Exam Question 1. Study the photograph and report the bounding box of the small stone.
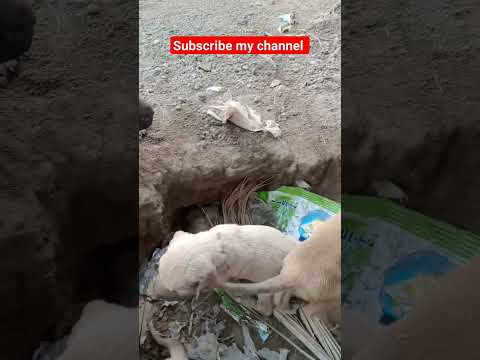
[270,79,281,88]
[175,105,182,111]
[206,86,222,92]
[198,93,207,103]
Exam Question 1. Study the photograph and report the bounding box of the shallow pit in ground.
[140,178,334,360]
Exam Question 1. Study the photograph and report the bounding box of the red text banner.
[170,36,310,55]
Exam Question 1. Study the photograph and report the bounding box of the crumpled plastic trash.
[219,344,252,360]
[278,13,296,33]
[207,100,281,138]
[258,348,290,360]
[139,247,166,295]
[186,333,219,360]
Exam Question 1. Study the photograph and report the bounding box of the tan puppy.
[151,224,298,315]
[224,213,341,326]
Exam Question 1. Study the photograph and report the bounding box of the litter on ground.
[207,100,281,138]
[140,180,342,360]
[278,13,296,33]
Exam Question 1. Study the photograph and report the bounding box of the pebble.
[270,79,281,88]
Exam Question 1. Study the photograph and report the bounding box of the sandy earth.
[139,0,340,187]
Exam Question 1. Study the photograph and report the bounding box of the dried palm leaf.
[221,177,271,225]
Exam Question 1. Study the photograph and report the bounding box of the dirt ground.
[139,0,340,181]
[138,0,341,261]
[1,0,139,357]
[139,0,341,359]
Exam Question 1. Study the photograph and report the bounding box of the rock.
[198,92,208,103]
[206,86,223,92]
[270,79,281,88]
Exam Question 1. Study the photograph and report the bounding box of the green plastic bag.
[342,195,480,324]
[258,186,340,241]
[257,187,480,325]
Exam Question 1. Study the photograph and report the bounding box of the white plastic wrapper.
[207,100,281,138]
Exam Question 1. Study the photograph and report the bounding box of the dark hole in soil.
[75,237,138,307]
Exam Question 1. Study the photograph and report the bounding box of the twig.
[198,205,215,228]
